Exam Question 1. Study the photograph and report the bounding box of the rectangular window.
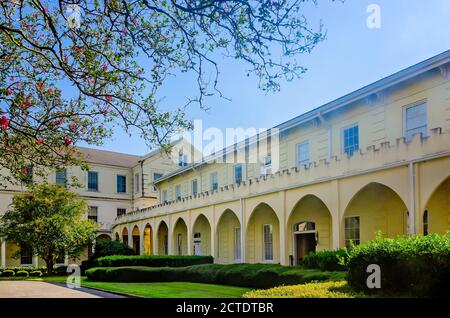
[263,224,273,261]
[192,179,198,196]
[344,216,360,248]
[56,168,67,187]
[87,171,98,191]
[20,244,33,265]
[117,208,126,217]
[175,185,181,200]
[162,190,168,203]
[234,227,241,261]
[88,206,98,223]
[405,101,427,142]
[261,155,272,175]
[210,172,218,191]
[134,173,140,193]
[117,175,127,193]
[296,142,310,167]
[177,233,183,256]
[234,164,243,184]
[343,125,359,156]
[178,153,188,167]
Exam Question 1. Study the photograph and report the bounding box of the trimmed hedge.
[15,270,29,277]
[86,263,345,289]
[93,255,214,268]
[29,270,43,277]
[1,270,15,277]
[347,233,450,297]
[302,249,349,271]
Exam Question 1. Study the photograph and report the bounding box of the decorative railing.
[113,127,450,225]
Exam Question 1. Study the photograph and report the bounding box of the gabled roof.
[78,147,143,168]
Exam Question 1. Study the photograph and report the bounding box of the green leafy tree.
[0,0,326,185]
[0,184,98,275]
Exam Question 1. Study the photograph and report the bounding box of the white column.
[127,225,133,248]
[187,212,192,255]
[140,231,145,255]
[33,255,39,268]
[1,240,6,268]
[279,191,287,265]
[409,163,416,235]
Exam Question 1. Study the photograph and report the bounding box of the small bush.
[243,281,361,298]
[86,263,346,289]
[53,265,68,276]
[15,270,29,277]
[29,271,43,277]
[1,270,15,277]
[91,239,135,259]
[347,233,450,297]
[94,255,214,268]
[302,249,349,271]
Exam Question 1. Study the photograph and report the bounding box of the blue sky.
[88,0,450,155]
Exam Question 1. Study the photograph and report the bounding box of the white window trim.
[344,215,361,247]
[262,224,274,263]
[403,100,428,141]
[210,172,218,191]
[341,123,359,155]
[87,171,99,192]
[191,179,198,196]
[296,141,310,167]
[175,184,181,200]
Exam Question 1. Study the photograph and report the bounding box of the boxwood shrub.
[29,270,43,277]
[302,249,349,271]
[15,270,29,277]
[1,270,15,277]
[347,233,450,297]
[86,263,345,289]
[94,255,214,268]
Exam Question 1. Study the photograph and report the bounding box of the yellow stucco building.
[1,50,449,268]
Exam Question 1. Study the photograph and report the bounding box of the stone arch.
[246,203,280,263]
[114,232,120,241]
[216,209,242,264]
[287,194,333,264]
[421,175,450,235]
[156,220,169,255]
[143,223,153,255]
[173,218,188,255]
[192,214,212,256]
[132,225,140,254]
[342,182,408,247]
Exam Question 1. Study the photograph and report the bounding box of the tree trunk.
[45,258,54,276]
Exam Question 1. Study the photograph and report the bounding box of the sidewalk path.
[0,281,126,298]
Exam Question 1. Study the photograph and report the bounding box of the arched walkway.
[114,232,120,241]
[246,203,280,263]
[157,221,169,255]
[121,227,128,246]
[132,225,140,254]
[342,182,408,247]
[143,224,153,255]
[216,209,241,264]
[422,175,450,235]
[173,218,188,255]
[288,195,332,264]
[192,214,211,256]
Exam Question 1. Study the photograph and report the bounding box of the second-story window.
[405,101,427,142]
[56,168,67,187]
[192,179,198,196]
[162,190,168,203]
[117,175,127,193]
[261,155,272,176]
[234,164,243,184]
[296,142,310,167]
[117,208,126,217]
[210,172,218,191]
[175,185,181,200]
[88,206,98,223]
[87,171,98,191]
[134,173,140,193]
[343,124,359,156]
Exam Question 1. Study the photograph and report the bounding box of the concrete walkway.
[0,281,126,298]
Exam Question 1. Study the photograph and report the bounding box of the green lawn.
[42,276,250,298]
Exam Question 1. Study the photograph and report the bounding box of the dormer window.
[178,152,188,167]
